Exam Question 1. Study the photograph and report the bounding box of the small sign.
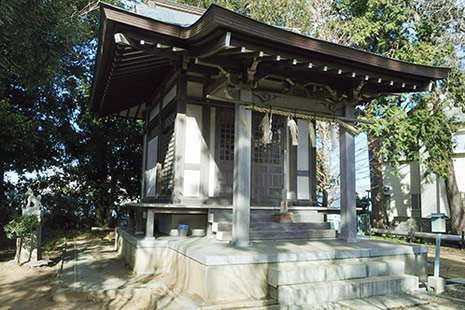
[431,213,447,233]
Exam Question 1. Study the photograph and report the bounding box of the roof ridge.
[149,0,205,16]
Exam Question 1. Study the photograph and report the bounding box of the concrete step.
[212,222,331,233]
[292,213,325,223]
[268,261,405,287]
[216,229,336,241]
[270,275,418,306]
[209,212,325,223]
[199,298,279,309]
[251,229,336,240]
[209,213,275,223]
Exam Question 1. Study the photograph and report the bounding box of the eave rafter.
[90,3,448,118]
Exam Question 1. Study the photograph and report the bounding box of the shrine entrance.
[251,112,285,205]
[214,109,286,205]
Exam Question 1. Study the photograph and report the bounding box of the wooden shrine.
[89,0,449,247]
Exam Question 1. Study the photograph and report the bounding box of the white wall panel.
[145,136,158,197]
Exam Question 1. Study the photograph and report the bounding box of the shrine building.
[89,1,449,306]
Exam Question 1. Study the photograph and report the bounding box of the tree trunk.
[444,160,465,234]
[15,237,22,264]
[368,135,390,228]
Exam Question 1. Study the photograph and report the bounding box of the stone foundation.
[115,227,428,303]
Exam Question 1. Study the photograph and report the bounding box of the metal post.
[434,233,441,277]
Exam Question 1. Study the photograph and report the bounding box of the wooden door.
[251,112,285,204]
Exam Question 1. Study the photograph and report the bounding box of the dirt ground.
[427,244,465,279]
[2,240,465,309]
[0,248,62,310]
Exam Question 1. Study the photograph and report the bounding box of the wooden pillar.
[128,207,135,231]
[289,143,298,202]
[200,104,211,201]
[135,208,144,235]
[173,101,186,203]
[145,209,155,239]
[339,106,359,243]
[309,120,318,205]
[141,132,147,200]
[297,119,310,201]
[231,90,252,247]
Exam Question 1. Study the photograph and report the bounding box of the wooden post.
[135,209,144,235]
[173,101,186,203]
[309,120,318,205]
[297,119,310,201]
[128,207,135,231]
[231,90,252,247]
[200,104,211,201]
[145,209,155,239]
[339,106,359,243]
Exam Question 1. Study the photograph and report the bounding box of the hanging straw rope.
[288,118,299,146]
[243,105,361,136]
[308,121,316,148]
[338,119,361,135]
[259,113,272,144]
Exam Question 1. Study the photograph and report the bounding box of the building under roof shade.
[90,1,450,306]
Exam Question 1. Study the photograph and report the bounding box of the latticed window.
[160,109,176,195]
[252,114,284,165]
[217,110,235,161]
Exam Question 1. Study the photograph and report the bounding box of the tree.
[316,122,340,206]
[342,0,465,232]
[0,0,142,234]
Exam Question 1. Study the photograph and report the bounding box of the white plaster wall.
[297,119,310,200]
[208,107,218,197]
[184,104,203,197]
[383,163,412,221]
[453,156,465,193]
[145,136,158,197]
[420,170,450,218]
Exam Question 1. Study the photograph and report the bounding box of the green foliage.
[4,215,40,240]
[0,0,141,231]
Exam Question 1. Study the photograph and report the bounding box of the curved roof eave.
[100,2,450,80]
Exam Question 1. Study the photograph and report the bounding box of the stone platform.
[115,227,428,307]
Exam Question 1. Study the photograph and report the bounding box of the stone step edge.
[216,230,336,241]
[267,260,405,287]
[212,222,331,233]
[199,298,278,310]
[208,214,324,223]
[271,275,419,306]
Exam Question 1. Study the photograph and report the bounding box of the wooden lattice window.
[218,110,235,161]
[149,120,160,139]
[160,109,176,196]
[252,114,284,164]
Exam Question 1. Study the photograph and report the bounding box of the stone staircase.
[267,260,419,307]
[208,208,336,241]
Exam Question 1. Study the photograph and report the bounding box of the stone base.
[427,276,445,294]
[115,227,428,304]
